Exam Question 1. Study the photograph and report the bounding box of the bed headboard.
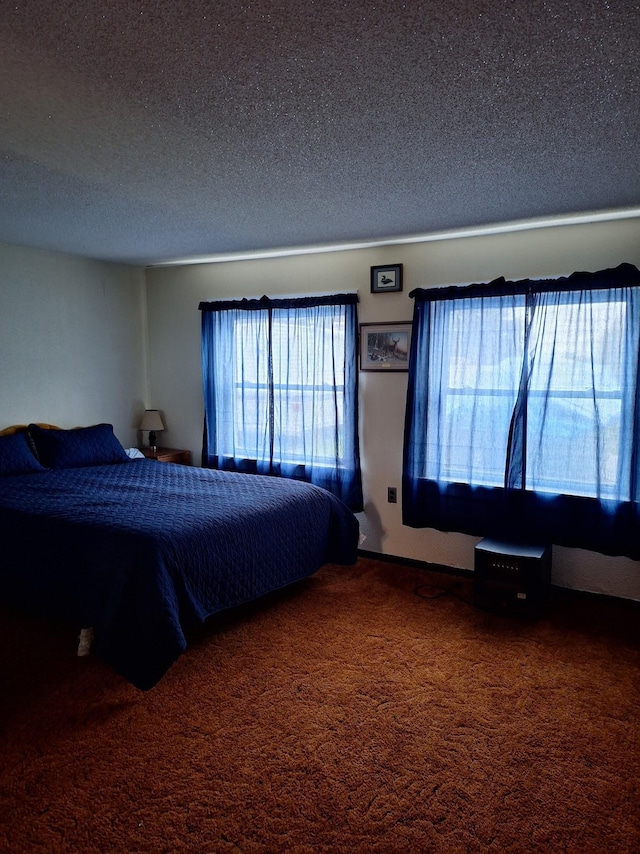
[0,423,60,437]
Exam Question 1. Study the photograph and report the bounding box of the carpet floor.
[1,557,639,853]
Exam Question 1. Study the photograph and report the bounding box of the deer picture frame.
[359,322,412,371]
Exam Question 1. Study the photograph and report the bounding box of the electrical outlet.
[387,486,397,503]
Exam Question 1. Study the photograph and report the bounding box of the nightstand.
[140,447,192,465]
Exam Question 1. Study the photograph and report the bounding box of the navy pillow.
[29,423,130,469]
[0,431,46,476]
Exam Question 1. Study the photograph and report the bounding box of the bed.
[0,423,359,689]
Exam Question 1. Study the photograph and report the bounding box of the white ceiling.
[1,0,639,267]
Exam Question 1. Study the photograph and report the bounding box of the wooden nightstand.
[140,447,192,465]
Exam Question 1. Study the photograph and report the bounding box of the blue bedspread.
[0,460,359,688]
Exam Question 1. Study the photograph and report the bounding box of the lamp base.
[149,430,157,451]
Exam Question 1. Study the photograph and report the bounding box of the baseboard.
[357,548,640,610]
[357,548,472,580]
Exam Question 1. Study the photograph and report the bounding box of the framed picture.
[360,322,412,371]
[371,264,403,294]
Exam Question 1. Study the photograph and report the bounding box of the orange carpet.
[1,557,639,852]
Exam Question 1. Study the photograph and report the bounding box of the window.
[403,264,640,559]
[200,294,363,511]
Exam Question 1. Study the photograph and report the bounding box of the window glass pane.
[526,292,626,499]
[230,312,269,458]
[425,297,525,486]
[227,307,348,465]
[201,296,362,509]
[420,291,630,497]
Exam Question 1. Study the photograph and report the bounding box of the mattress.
[0,460,359,688]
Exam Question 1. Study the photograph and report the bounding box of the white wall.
[0,242,147,446]
[146,218,640,600]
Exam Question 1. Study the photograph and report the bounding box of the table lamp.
[140,409,165,452]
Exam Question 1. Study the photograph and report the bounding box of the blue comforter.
[0,460,359,688]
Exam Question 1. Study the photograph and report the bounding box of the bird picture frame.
[370,264,403,293]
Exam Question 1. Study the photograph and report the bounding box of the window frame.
[402,263,640,560]
[200,293,363,511]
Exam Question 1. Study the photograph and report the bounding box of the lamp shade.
[139,409,165,432]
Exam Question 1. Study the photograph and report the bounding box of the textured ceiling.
[1,0,639,266]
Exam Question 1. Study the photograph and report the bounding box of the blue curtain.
[200,294,363,511]
[403,263,640,559]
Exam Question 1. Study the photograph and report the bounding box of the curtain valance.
[409,262,639,303]
[199,293,358,312]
